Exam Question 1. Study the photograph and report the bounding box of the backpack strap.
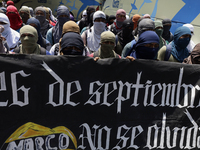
[164,44,172,61]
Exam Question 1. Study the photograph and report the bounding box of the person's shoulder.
[47,27,53,33]
[40,46,48,55]
[125,41,133,49]
[157,45,167,61]
[79,18,87,24]
[11,28,20,35]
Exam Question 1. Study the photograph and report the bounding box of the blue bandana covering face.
[53,5,70,44]
[171,26,191,62]
[136,46,159,59]
[133,30,160,59]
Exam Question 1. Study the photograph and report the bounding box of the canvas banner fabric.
[0,54,200,150]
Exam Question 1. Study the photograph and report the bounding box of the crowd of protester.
[0,0,199,64]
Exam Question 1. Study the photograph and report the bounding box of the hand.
[126,56,135,61]
[94,57,100,61]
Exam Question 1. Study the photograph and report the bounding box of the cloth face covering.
[134,31,159,59]
[60,32,84,55]
[6,5,23,30]
[0,13,20,49]
[171,26,191,62]
[116,9,126,28]
[99,31,115,58]
[53,5,70,44]
[20,25,40,54]
[26,17,45,47]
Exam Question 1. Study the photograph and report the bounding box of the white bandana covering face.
[87,11,107,52]
[0,13,20,49]
[183,23,195,52]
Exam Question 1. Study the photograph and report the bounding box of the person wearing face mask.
[19,6,31,24]
[162,19,173,44]
[183,43,200,64]
[46,5,70,46]
[77,10,87,25]
[28,7,34,17]
[79,6,95,32]
[49,20,85,55]
[81,10,107,53]
[47,7,57,26]
[127,31,159,60]
[107,15,116,26]
[6,5,23,32]
[89,31,120,59]
[154,20,166,49]
[80,12,94,35]
[0,13,20,50]
[115,19,134,55]
[109,9,126,35]
[26,17,51,51]
[121,18,155,58]
[157,26,191,62]
[0,25,10,53]
[183,23,195,53]
[132,14,141,30]
[59,32,84,56]
[35,6,51,38]
[13,25,50,55]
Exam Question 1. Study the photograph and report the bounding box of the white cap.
[82,10,87,16]
[126,15,129,20]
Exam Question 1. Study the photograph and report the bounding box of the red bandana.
[6,5,23,30]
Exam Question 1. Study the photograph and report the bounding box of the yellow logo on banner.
[4,122,77,150]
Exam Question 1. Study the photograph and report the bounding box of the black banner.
[0,54,200,150]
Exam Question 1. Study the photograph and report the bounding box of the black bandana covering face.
[60,32,84,56]
[162,19,172,41]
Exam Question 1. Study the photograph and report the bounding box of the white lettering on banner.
[79,123,111,150]
[0,70,30,107]
[112,125,143,150]
[10,71,31,107]
[45,135,57,150]
[6,134,70,150]
[4,110,200,149]
[0,72,8,106]
[85,68,200,113]
[42,62,81,107]
[41,62,200,111]
[85,81,104,105]
[42,62,64,107]
[79,123,143,150]
[145,109,200,149]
